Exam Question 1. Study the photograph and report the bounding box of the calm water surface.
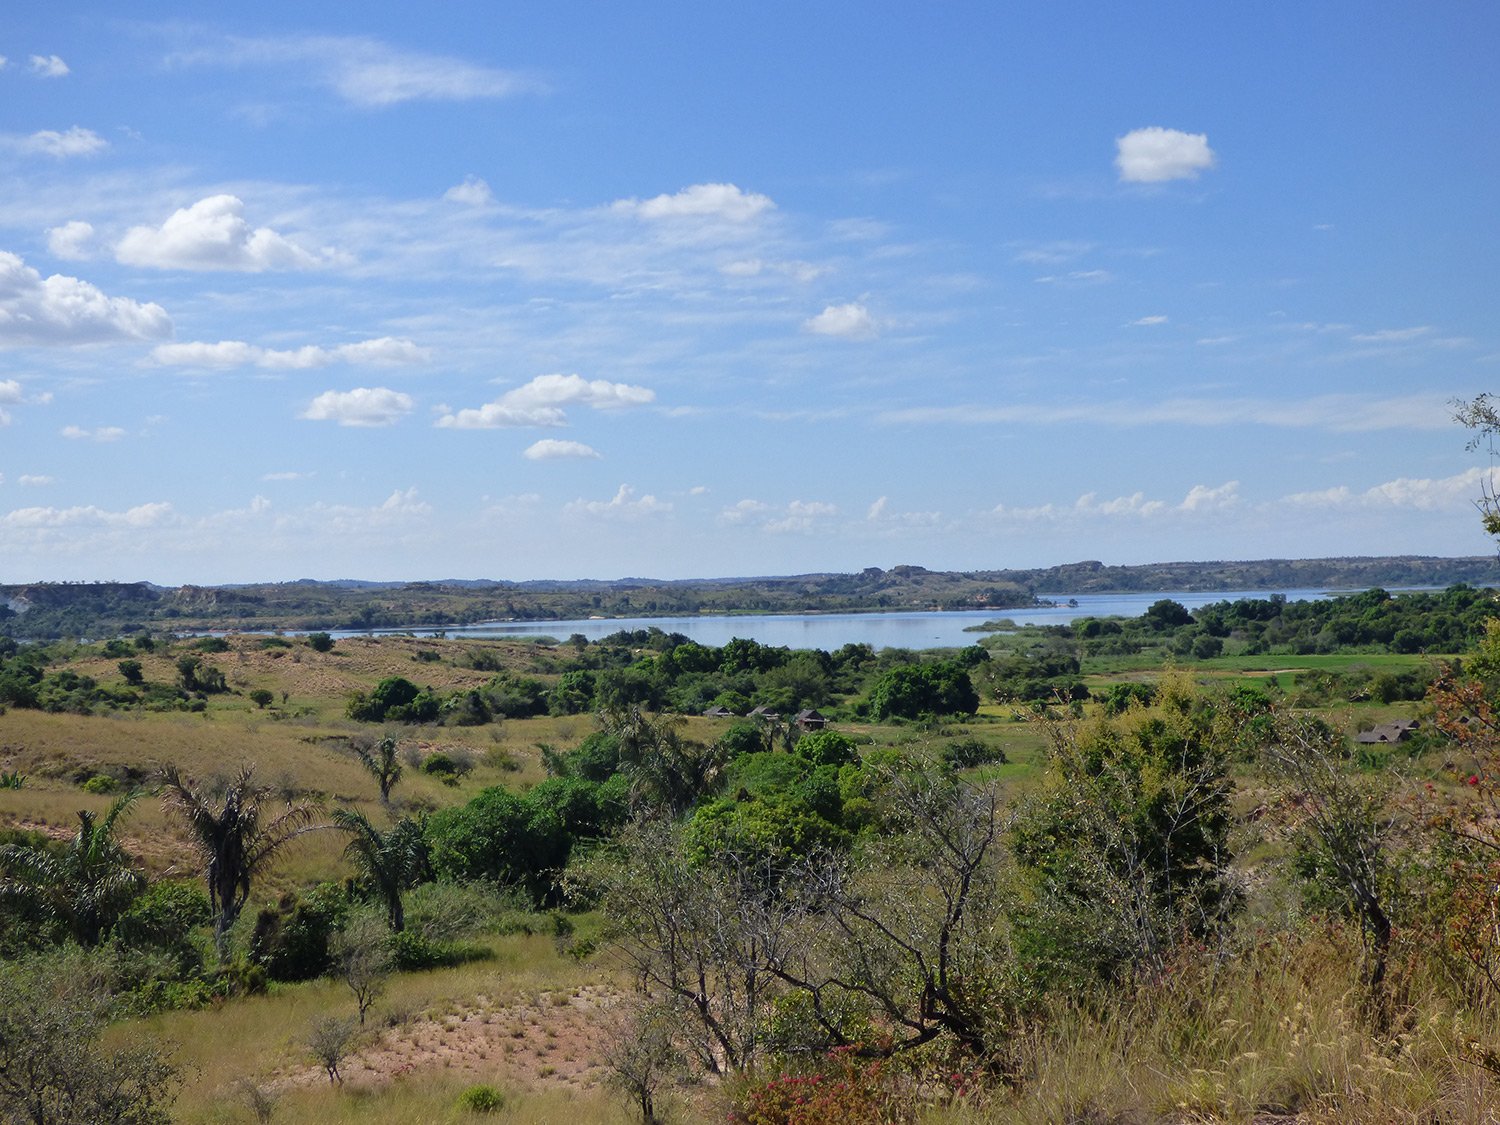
[348,588,1350,651]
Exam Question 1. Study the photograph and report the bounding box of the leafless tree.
[306,1015,356,1085]
[1260,712,1401,1027]
[332,910,394,1025]
[588,818,800,1075]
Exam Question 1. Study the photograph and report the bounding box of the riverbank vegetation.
[1,585,1499,1121]
[4,554,1498,639]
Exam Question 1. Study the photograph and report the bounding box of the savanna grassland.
[2,587,1500,1124]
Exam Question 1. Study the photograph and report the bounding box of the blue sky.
[1,2,1496,583]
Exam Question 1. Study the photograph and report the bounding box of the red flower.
[1468,774,1480,786]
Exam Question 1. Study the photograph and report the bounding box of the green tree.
[0,793,146,947]
[1012,675,1235,988]
[158,766,321,957]
[868,660,978,720]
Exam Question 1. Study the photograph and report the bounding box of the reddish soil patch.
[277,983,625,1094]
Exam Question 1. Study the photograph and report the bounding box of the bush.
[307,632,335,653]
[939,736,1008,770]
[729,1050,912,1125]
[113,881,211,978]
[426,786,567,905]
[248,885,348,981]
[456,1084,507,1113]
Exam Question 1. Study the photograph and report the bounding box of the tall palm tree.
[329,808,428,932]
[0,792,146,947]
[158,766,320,956]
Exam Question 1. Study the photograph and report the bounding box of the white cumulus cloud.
[1178,481,1240,512]
[804,302,878,339]
[301,387,414,427]
[612,183,774,223]
[47,221,95,260]
[444,176,494,206]
[117,195,339,272]
[1116,126,1216,183]
[18,475,53,486]
[29,55,69,77]
[436,373,654,430]
[0,251,171,346]
[524,439,600,461]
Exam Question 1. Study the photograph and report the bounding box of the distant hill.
[3,555,1497,639]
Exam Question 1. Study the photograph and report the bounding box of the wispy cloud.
[60,425,127,442]
[29,55,69,78]
[3,501,172,528]
[719,497,839,533]
[993,481,1239,523]
[1,126,106,158]
[171,34,542,108]
[565,484,671,518]
[153,336,428,370]
[880,393,1450,433]
[436,374,654,430]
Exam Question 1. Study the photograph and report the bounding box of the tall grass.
[954,925,1500,1124]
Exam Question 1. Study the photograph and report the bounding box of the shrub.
[456,1083,507,1113]
[939,736,1007,770]
[81,774,119,794]
[248,885,347,982]
[307,632,335,653]
[729,1050,912,1125]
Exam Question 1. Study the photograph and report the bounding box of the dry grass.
[949,927,1500,1125]
[126,933,632,1124]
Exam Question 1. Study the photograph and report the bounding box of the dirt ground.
[276,982,625,1095]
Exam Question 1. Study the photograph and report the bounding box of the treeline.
[5,555,1500,639]
[348,630,987,726]
[1067,584,1498,658]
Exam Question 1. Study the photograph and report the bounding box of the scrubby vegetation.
[2,579,1500,1121]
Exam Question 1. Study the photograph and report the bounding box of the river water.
[348,588,1349,651]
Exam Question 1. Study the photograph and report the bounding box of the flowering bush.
[730,1051,904,1125]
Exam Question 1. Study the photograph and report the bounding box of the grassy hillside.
[1,613,1497,1122]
